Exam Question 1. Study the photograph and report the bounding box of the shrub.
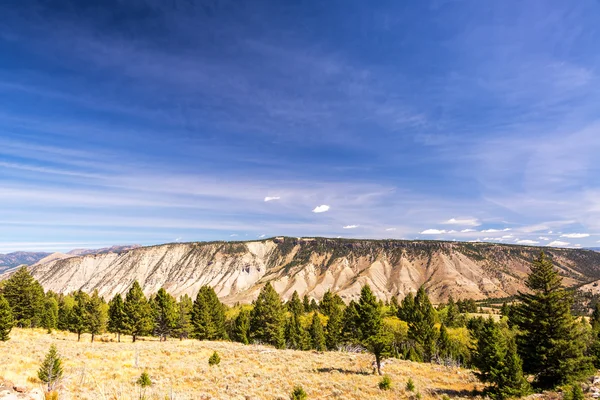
[38,345,63,392]
[406,378,415,392]
[208,351,221,366]
[379,375,392,390]
[137,372,152,388]
[290,385,307,400]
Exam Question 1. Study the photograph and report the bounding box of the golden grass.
[0,329,483,399]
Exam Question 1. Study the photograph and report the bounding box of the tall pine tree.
[173,294,192,341]
[407,286,437,362]
[71,290,90,341]
[151,288,177,341]
[232,308,250,344]
[108,293,127,342]
[1,267,44,327]
[309,312,326,351]
[191,286,227,340]
[514,252,594,388]
[0,294,14,341]
[325,302,343,350]
[87,290,107,342]
[123,281,153,342]
[250,283,285,348]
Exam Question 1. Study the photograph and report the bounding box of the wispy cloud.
[264,196,281,202]
[312,205,330,213]
[560,233,590,238]
[547,240,570,247]
[517,239,539,245]
[443,217,480,226]
[420,229,447,235]
[343,225,359,229]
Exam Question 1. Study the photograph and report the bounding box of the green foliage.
[406,287,437,362]
[325,302,343,350]
[290,385,307,400]
[0,294,14,341]
[232,307,250,344]
[378,375,392,390]
[1,266,44,327]
[286,291,303,316]
[457,298,478,313]
[250,283,285,348]
[406,378,415,392]
[357,285,381,341]
[87,290,107,342]
[341,300,360,343]
[302,295,311,313]
[514,252,594,388]
[71,290,90,341]
[124,281,153,342]
[151,288,177,341]
[173,294,192,340]
[397,292,415,322]
[41,296,58,333]
[38,345,63,392]
[136,371,152,387]
[309,312,326,351]
[471,317,530,399]
[208,351,221,366]
[57,294,74,332]
[443,296,464,327]
[191,286,228,340]
[285,311,308,350]
[108,293,127,342]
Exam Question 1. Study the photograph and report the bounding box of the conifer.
[232,308,250,344]
[87,290,107,342]
[123,281,153,342]
[41,296,58,333]
[1,266,44,327]
[0,294,14,341]
[302,294,311,313]
[437,323,452,361]
[152,288,177,341]
[191,286,227,340]
[71,290,90,341]
[108,293,127,342]
[325,302,343,350]
[57,294,74,331]
[444,296,461,327]
[287,291,303,316]
[249,283,285,348]
[357,284,381,341]
[285,311,307,350]
[397,292,415,322]
[319,290,335,316]
[407,286,437,362]
[173,294,192,341]
[38,345,63,392]
[341,300,361,343]
[309,312,326,351]
[514,252,594,388]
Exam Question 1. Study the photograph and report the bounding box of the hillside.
[0,328,481,400]
[0,251,50,271]
[13,238,600,304]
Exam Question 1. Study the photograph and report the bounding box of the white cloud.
[420,229,447,235]
[443,218,480,226]
[264,196,281,202]
[547,240,570,247]
[258,234,266,238]
[502,235,513,239]
[461,228,476,233]
[230,234,238,237]
[174,237,182,242]
[517,239,539,245]
[385,228,396,231]
[312,205,330,213]
[343,225,359,229]
[538,236,550,241]
[481,228,511,233]
[560,233,590,238]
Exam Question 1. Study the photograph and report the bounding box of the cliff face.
[14,238,600,304]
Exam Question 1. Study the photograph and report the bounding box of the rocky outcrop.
[10,238,600,304]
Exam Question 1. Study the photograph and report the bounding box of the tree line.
[0,252,599,399]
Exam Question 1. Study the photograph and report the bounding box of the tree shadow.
[431,388,481,398]
[315,367,371,376]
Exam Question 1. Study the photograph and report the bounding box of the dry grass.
[0,329,483,399]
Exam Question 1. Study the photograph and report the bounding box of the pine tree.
[366,326,393,375]
[389,296,399,316]
[302,294,311,313]
[152,288,177,341]
[108,293,126,342]
[437,323,452,361]
[57,294,74,332]
[232,308,250,344]
[397,292,415,322]
[444,296,461,327]
[0,294,14,341]
[310,298,319,311]
[309,312,326,351]
[287,291,303,316]
[357,284,381,342]
[191,286,227,340]
[1,266,44,327]
[41,296,58,333]
[471,317,529,399]
[249,283,285,348]
[407,286,437,362]
[319,290,335,317]
[38,345,63,392]
[325,302,343,350]
[285,311,307,350]
[71,290,90,341]
[341,300,361,343]
[173,294,192,341]
[87,290,107,342]
[514,252,594,388]
[591,303,600,331]
[123,281,153,342]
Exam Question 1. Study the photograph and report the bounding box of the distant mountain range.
[8,237,600,304]
[0,245,140,272]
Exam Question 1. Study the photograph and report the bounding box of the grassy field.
[0,328,483,400]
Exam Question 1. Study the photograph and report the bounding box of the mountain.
[10,237,600,304]
[0,251,51,271]
[66,244,141,256]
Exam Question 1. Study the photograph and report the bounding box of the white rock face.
[8,238,600,304]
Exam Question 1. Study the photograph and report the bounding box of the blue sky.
[1,0,600,253]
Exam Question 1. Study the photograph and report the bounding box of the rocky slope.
[9,238,600,304]
[0,251,50,271]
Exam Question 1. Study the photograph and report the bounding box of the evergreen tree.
[87,290,107,342]
[437,324,452,361]
[0,294,14,341]
[310,298,319,311]
[41,296,58,333]
[341,300,361,343]
[444,296,461,327]
[389,296,399,316]
[287,291,303,316]
[249,283,285,348]
[366,326,393,375]
[108,293,126,342]
[319,290,335,317]
[191,286,227,340]
[173,294,192,341]
[38,345,63,392]
[397,292,415,322]
[309,312,326,351]
[514,252,594,388]
[471,317,529,399]
[285,311,308,350]
[71,290,90,341]
[591,303,600,331]
[1,266,44,327]
[500,302,510,318]
[152,288,177,341]
[407,286,437,362]
[123,281,153,342]
[232,308,250,344]
[357,284,381,341]
[325,302,343,350]
[302,294,311,313]
[57,294,74,331]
